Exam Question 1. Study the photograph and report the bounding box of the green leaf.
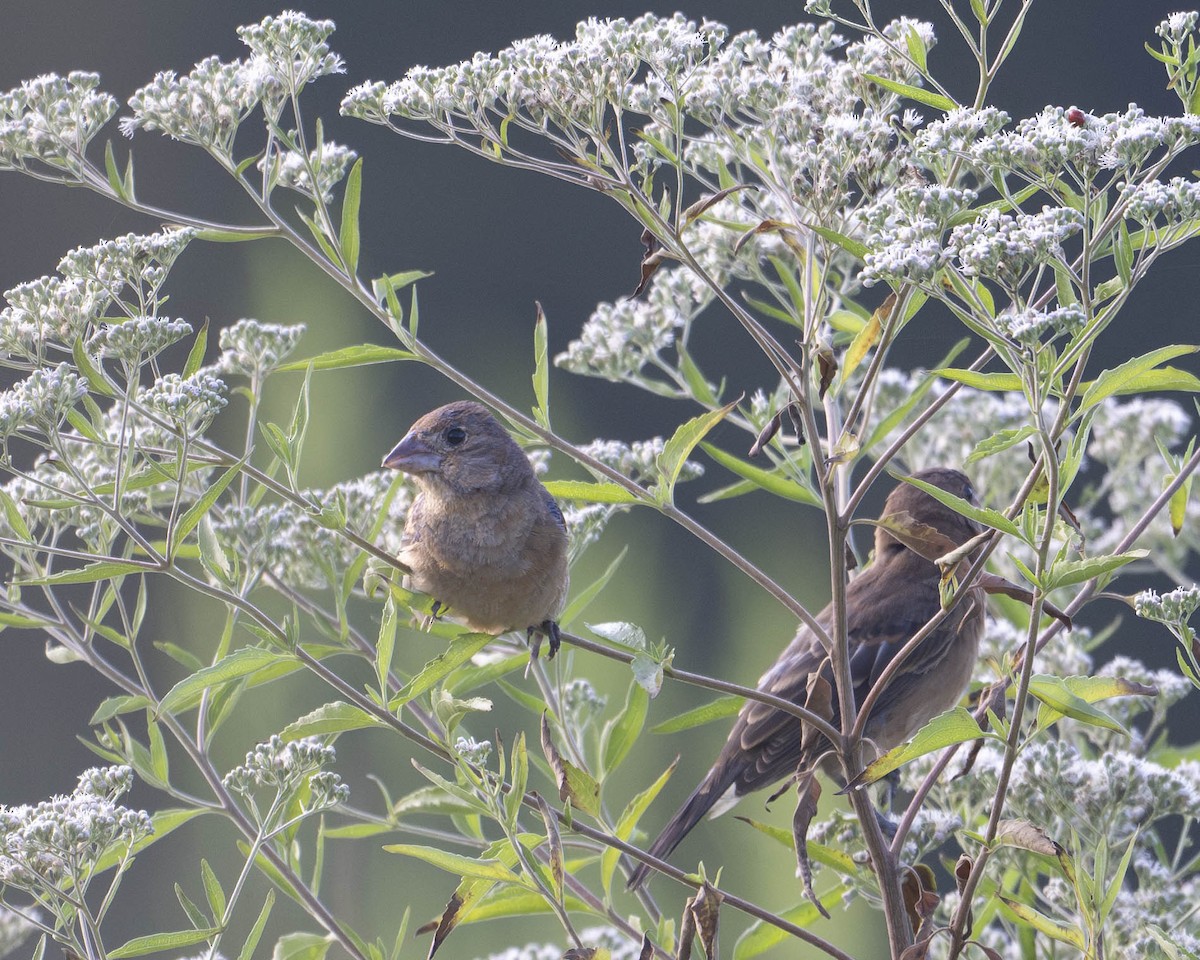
[173,460,243,550]
[0,611,47,629]
[1044,549,1147,591]
[1027,675,1129,733]
[848,707,991,788]
[733,890,849,958]
[73,337,116,397]
[0,486,33,542]
[806,223,868,260]
[532,302,550,427]
[90,695,151,724]
[1079,345,1198,411]
[935,368,1023,391]
[201,859,227,922]
[601,760,677,896]
[389,632,495,708]
[281,701,383,740]
[898,472,1022,538]
[541,480,640,504]
[277,344,417,373]
[999,898,1087,948]
[299,209,341,265]
[700,443,820,505]
[376,595,397,698]
[558,545,626,626]
[656,397,741,504]
[21,560,150,586]
[104,140,127,199]
[382,844,525,883]
[862,74,959,111]
[650,695,742,735]
[158,648,295,717]
[108,928,222,959]
[183,319,209,378]
[339,157,363,276]
[601,682,648,775]
[236,892,275,960]
[965,426,1037,466]
[272,932,333,960]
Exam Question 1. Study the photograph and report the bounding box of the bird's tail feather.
[626,762,741,890]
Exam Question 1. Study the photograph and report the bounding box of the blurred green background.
[1,2,1198,958]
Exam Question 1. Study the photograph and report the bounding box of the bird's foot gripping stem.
[528,619,562,660]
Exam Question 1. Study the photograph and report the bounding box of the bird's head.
[874,467,981,561]
[382,400,533,496]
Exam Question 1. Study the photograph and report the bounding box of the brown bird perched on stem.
[628,467,985,889]
[382,400,569,655]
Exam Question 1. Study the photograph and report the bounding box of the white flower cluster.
[86,316,192,365]
[59,229,194,299]
[139,371,227,433]
[0,72,117,175]
[1136,584,1200,627]
[452,736,492,767]
[0,364,86,440]
[223,735,348,810]
[344,13,722,132]
[1157,11,1200,44]
[210,470,408,591]
[236,11,343,110]
[997,304,1086,346]
[0,275,107,362]
[215,318,306,380]
[1120,175,1200,226]
[259,135,356,202]
[859,185,978,286]
[123,12,343,154]
[0,766,152,891]
[949,206,1083,285]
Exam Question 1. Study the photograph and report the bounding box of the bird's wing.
[723,564,943,793]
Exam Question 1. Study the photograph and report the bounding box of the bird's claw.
[527,620,562,661]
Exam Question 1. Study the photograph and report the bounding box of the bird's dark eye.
[444,426,467,446]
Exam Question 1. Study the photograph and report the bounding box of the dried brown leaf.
[690,882,723,960]
[995,819,1063,857]
[792,771,829,918]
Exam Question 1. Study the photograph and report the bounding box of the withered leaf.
[800,672,834,756]
[816,346,837,399]
[632,228,669,299]
[901,864,939,940]
[748,402,805,457]
[540,712,601,817]
[733,217,795,255]
[690,881,723,960]
[681,184,748,226]
[637,934,653,960]
[563,949,600,960]
[954,854,973,894]
[426,893,465,958]
[994,818,1063,857]
[792,771,830,919]
[869,511,960,562]
[532,791,564,900]
[676,894,697,960]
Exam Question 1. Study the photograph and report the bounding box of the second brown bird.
[628,467,985,888]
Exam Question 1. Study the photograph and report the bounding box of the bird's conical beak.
[382,433,440,473]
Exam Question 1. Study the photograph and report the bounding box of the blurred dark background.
[1,2,1198,958]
